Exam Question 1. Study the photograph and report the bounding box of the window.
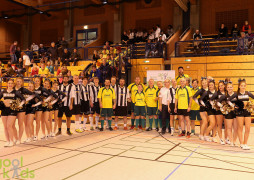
[76,29,98,47]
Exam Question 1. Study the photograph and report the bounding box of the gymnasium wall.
[171,55,254,93]
[200,0,254,34]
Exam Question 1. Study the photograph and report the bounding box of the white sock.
[79,117,82,129]
[89,117,93,127]
[95,116,99,127]
[83,118,87,128]
[75,121,79,129]
[124,124,127,127]
[115,122,118,127]
[179,127,182,132]
[106,118,109,127]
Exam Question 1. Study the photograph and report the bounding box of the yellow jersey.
[176,74,189,85]
[97,87,116,108]
[191,87,200,110]
[175,86,192,109]
[39,68,49,76]
[134,91,146,106]
[128,83,147,103]
[145,86,158,107]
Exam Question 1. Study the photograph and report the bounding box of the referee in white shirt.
[114,78,130,130]
[159,79,171,134]
[169,78,177,135]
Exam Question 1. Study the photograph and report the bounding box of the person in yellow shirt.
[174,78,192,138]
[38,63,49,78]
[128,76,147,129]
[98,79,116,131]
[176,66,189,85]
[145,79,158,131]
[133,84,146,130]
[190,79,201,135]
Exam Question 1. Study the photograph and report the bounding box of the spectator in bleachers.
[105,41,110,50]
[25,48,34,63]
[61,48,71,66]
[59,37,68,49]
[145,39,154,58]
[242,20,251,34]
[31,63,39,77]
[90,65,101,81]
[22,51,31,77]
[0,61,4,70]
[100,58,111,84]
[102,48,108,59]
[38,44,47,58]
[136,30,143,43]
[2,61,15,77]
[71,48,81,66]
[31,43,39,51]
[47,61,54,76]
[67,70,73,84]
[159,31,167,42]
[121,31,129,45]
[128,29,135,44]
[38,63,49,78]
[193,29,202,40]
[218,23,228,39]
[167,25,174,37]
[47,42,59,66]
[15,47,21,62]
[231,24,240,40]
[10,41,18,64]
[156,36,165,57]
[92,50,100,62]
[148,29,155,42]
[155,25,161,39]
[247,29,254,54]
[237,32,248,55]
[16,58,25,75]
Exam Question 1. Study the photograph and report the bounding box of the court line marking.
[3,131,139,177]
[155,143,181,161]
[164,146,200,180]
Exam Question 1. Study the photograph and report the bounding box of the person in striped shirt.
[145,79,158,131]
[114,78,130,130]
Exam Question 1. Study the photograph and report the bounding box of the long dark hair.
[237,79,246,95]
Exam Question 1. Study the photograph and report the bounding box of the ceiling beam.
[175,0,188,12]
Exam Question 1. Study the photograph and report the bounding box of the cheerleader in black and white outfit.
[50,81,66,136]
[200,79,217,142]
[217,81,238,146]
[210,80,227,144]
[227,79,254,150]
[192,77,208,140]
[24,81,43,143]
[14,77,35,144]
[42,78,58,138]
[0,79,25,147]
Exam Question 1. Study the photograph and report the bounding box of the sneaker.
[146,127,152,131]
[33,136,38,141]
[204,136,212,142]
[171,130,174,136]
[225,139,231,145]
[199,135,204,141]
[75,129,83,133]
[56,131,62,136]
[243,145,250,150]
[178,133,185,137]
[156,127,159,131]
[158,128,162,133]
[166,128,170,133]
[212,138,217,143]
[6,141,14,147]
[67,131,73,136]
[109,127,113,131]
[51,132,55,137]
[24,138,31,143]
[95,126,99,130]
[46,135,49,139]
[114,127,118,130]
[161,131,166,135]
[220,139,225,145]
[4,142,10,147]
[99,128,104,131]
[130,125,134,130]
[124,127,128,130]
[186,132,191,138]
[41,136,46,140]
[138,125,142,130]
[82,127,87,131]
[240,144,245,149]
[90,127,94,131]
[191,133,194,136]
[16,140,21,145]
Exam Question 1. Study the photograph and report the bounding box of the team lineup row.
[0,74,253,150]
